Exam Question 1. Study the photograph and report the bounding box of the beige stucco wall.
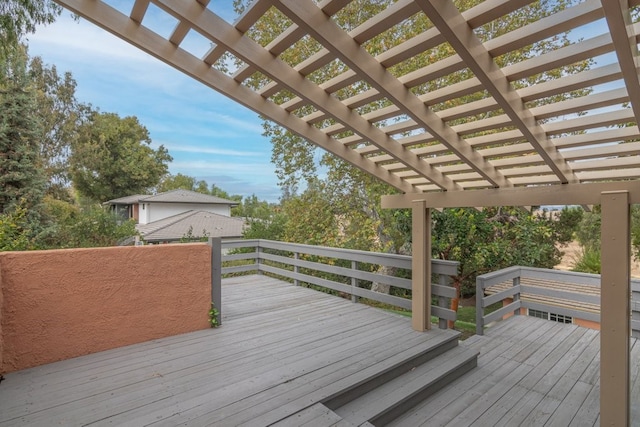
[0,244,211,373]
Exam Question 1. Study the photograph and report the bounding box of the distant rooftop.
[105,189,239,206]
[136,210,245,242]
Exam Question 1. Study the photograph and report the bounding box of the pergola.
[53,0,640,424]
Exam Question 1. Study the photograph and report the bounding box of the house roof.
[58,0,640,207]
[104,194,147,205]
[136,210,245,242]
[104,189,239,206]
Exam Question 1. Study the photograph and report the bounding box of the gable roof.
[104,194,147,205]
[136,210,245,242]
[104,189,239,206]
[59,0,640,204]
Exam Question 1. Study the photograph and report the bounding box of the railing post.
[293,252,299,286]
[476,277,484,336]
[256,242,262,275]
[351,260,359,303]
[513,275,521,316]
[438,274,449,329]
[411,200,431,331]
[209,237,222,326]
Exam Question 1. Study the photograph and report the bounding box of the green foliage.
[576,208,602,251]
[0,201,38,250]
[0,0,62,57]
[156,173,209,194]
[42,197,137,248]
[550,206,583,245]
[572,247,601,274]
[242,210,287,241]
[432,207,561,296]
[208,303,220,328]
[28,56,89,190]
[0,46,46,239]
[70,112,172,203]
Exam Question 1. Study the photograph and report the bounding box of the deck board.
[1,275,639,426]
[390,316,640,427]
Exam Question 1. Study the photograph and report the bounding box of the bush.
[572,247,601,274]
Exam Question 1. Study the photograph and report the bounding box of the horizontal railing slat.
[483,300,521,325]
[223,239,458,276]
[483,285,521,307]
[431,306,457,321]
[258,252,412,290]
[259,264,413,310]
[519,284,600,305]
[477,266,521,289]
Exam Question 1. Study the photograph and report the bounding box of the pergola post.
[412,200,431,331]
[600,191,630,426]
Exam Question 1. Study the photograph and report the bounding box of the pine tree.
[0,47,46,242]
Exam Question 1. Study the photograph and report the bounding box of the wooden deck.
[0,275,463,426]
[0,275,638,426]
[390,315,640,427]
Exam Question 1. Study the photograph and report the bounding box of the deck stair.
[276,330,478,426]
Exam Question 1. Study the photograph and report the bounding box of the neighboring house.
[105,189,239,225]
[104,189,244,243]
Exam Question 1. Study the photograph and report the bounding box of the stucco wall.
[0,244,211,373]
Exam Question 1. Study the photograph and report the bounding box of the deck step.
[271,403,372,427]
[327,345,478,426]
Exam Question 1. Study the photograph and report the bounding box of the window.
[550,313,573,324]
[528,309,572,324]
[528,309,548,320]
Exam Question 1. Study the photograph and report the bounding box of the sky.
[26,2,284,202]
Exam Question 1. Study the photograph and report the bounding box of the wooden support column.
[209,237,222,326]
[600,191,630,426]
[412,200,431,331]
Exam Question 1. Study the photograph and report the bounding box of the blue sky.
[26,3,283,202]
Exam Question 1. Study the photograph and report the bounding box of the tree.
[433,207,563,295]
[42,196,137,248]
[0,0,62,56]
[156,173,208,194]
[0,46,46,221]
[70,112,172,202]
[28,56,89,196]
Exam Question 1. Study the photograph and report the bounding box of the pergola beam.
[382,181,640,209]
[601,0,640,125]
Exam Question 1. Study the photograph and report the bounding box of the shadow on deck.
[0,275,637,426]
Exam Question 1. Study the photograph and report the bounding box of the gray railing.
[476,266,640,338]
[211,238,459,329]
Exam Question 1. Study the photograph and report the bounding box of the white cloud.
[171,160,275,175]
[154,142,262,157]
